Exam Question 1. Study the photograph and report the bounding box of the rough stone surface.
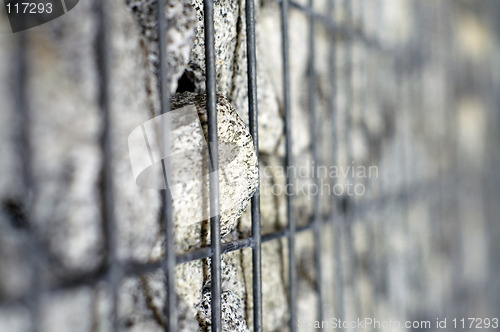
[109,0,164,263]
[186,0,240,95]
[126,0,196,95]
[229,0,284,155]
[0,306,30,332]
[25,0,103,276]
[198,289,248,331]
[0,222,31,300]
[197,249,249,332]
[1,0,500,331]
[40,288,94,332]
[168,92,259,250]
[128,269,200,331]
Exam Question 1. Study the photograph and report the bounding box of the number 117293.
[6,2,53,14]
[452,318,498,329]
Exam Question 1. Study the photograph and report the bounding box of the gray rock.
[198,250,249,331]
[297,278,319,332]
[115,275,198,332]
[117,276,165,331]
[109,0,163,263]
[40,287,93,332]
[258,4,311,157]
[186,0,240,95]
[0,26,30,295]
[241,241,289,332]
[166,92,259,251]
[0,25,22,200]
[0,306,30,332]
[198,288,249,332]
[0,217,31,300]
[134,267,201,331]
[229,0,284,155]
[126,0,196,94]
[26,0,103,275]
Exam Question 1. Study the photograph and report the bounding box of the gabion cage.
[1,0,500,331]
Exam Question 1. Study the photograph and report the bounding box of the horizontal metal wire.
[272,0,390,53]
[0,172,457,309]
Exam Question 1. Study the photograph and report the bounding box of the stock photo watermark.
[2,0,80,32]
[128,105,378,225]
[261,162,379,197]
[128,105,241,224]
[298,317,499,330]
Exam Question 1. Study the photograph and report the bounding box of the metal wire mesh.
[2,0,500,331]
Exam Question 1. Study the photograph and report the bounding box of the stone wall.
[0,0,499,331]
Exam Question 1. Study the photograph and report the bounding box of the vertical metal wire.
[387,0,406,315]
[280,0,297,330]
[349,0,364,319]
[203,0,222,330]
[15,31,41,332]
[431,0,449,290]
[307,0,325,325]
[95,1,120,331]
[398,36,410,322]
[418,3,440,294]
[441,2,463,313]
[342,0,359,319]
[343,0,353,153]
[328,0,345,324]
[244,0,263,329]
[360,0,376,317]
[156,0,178,330]
[372,0,388,312]
[410,0,426,311]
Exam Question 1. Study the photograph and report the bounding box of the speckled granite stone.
[126,0,196,94]
[165,92,259,251]
[185,0,239,95]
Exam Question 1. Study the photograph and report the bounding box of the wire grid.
[8,0,443,331]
